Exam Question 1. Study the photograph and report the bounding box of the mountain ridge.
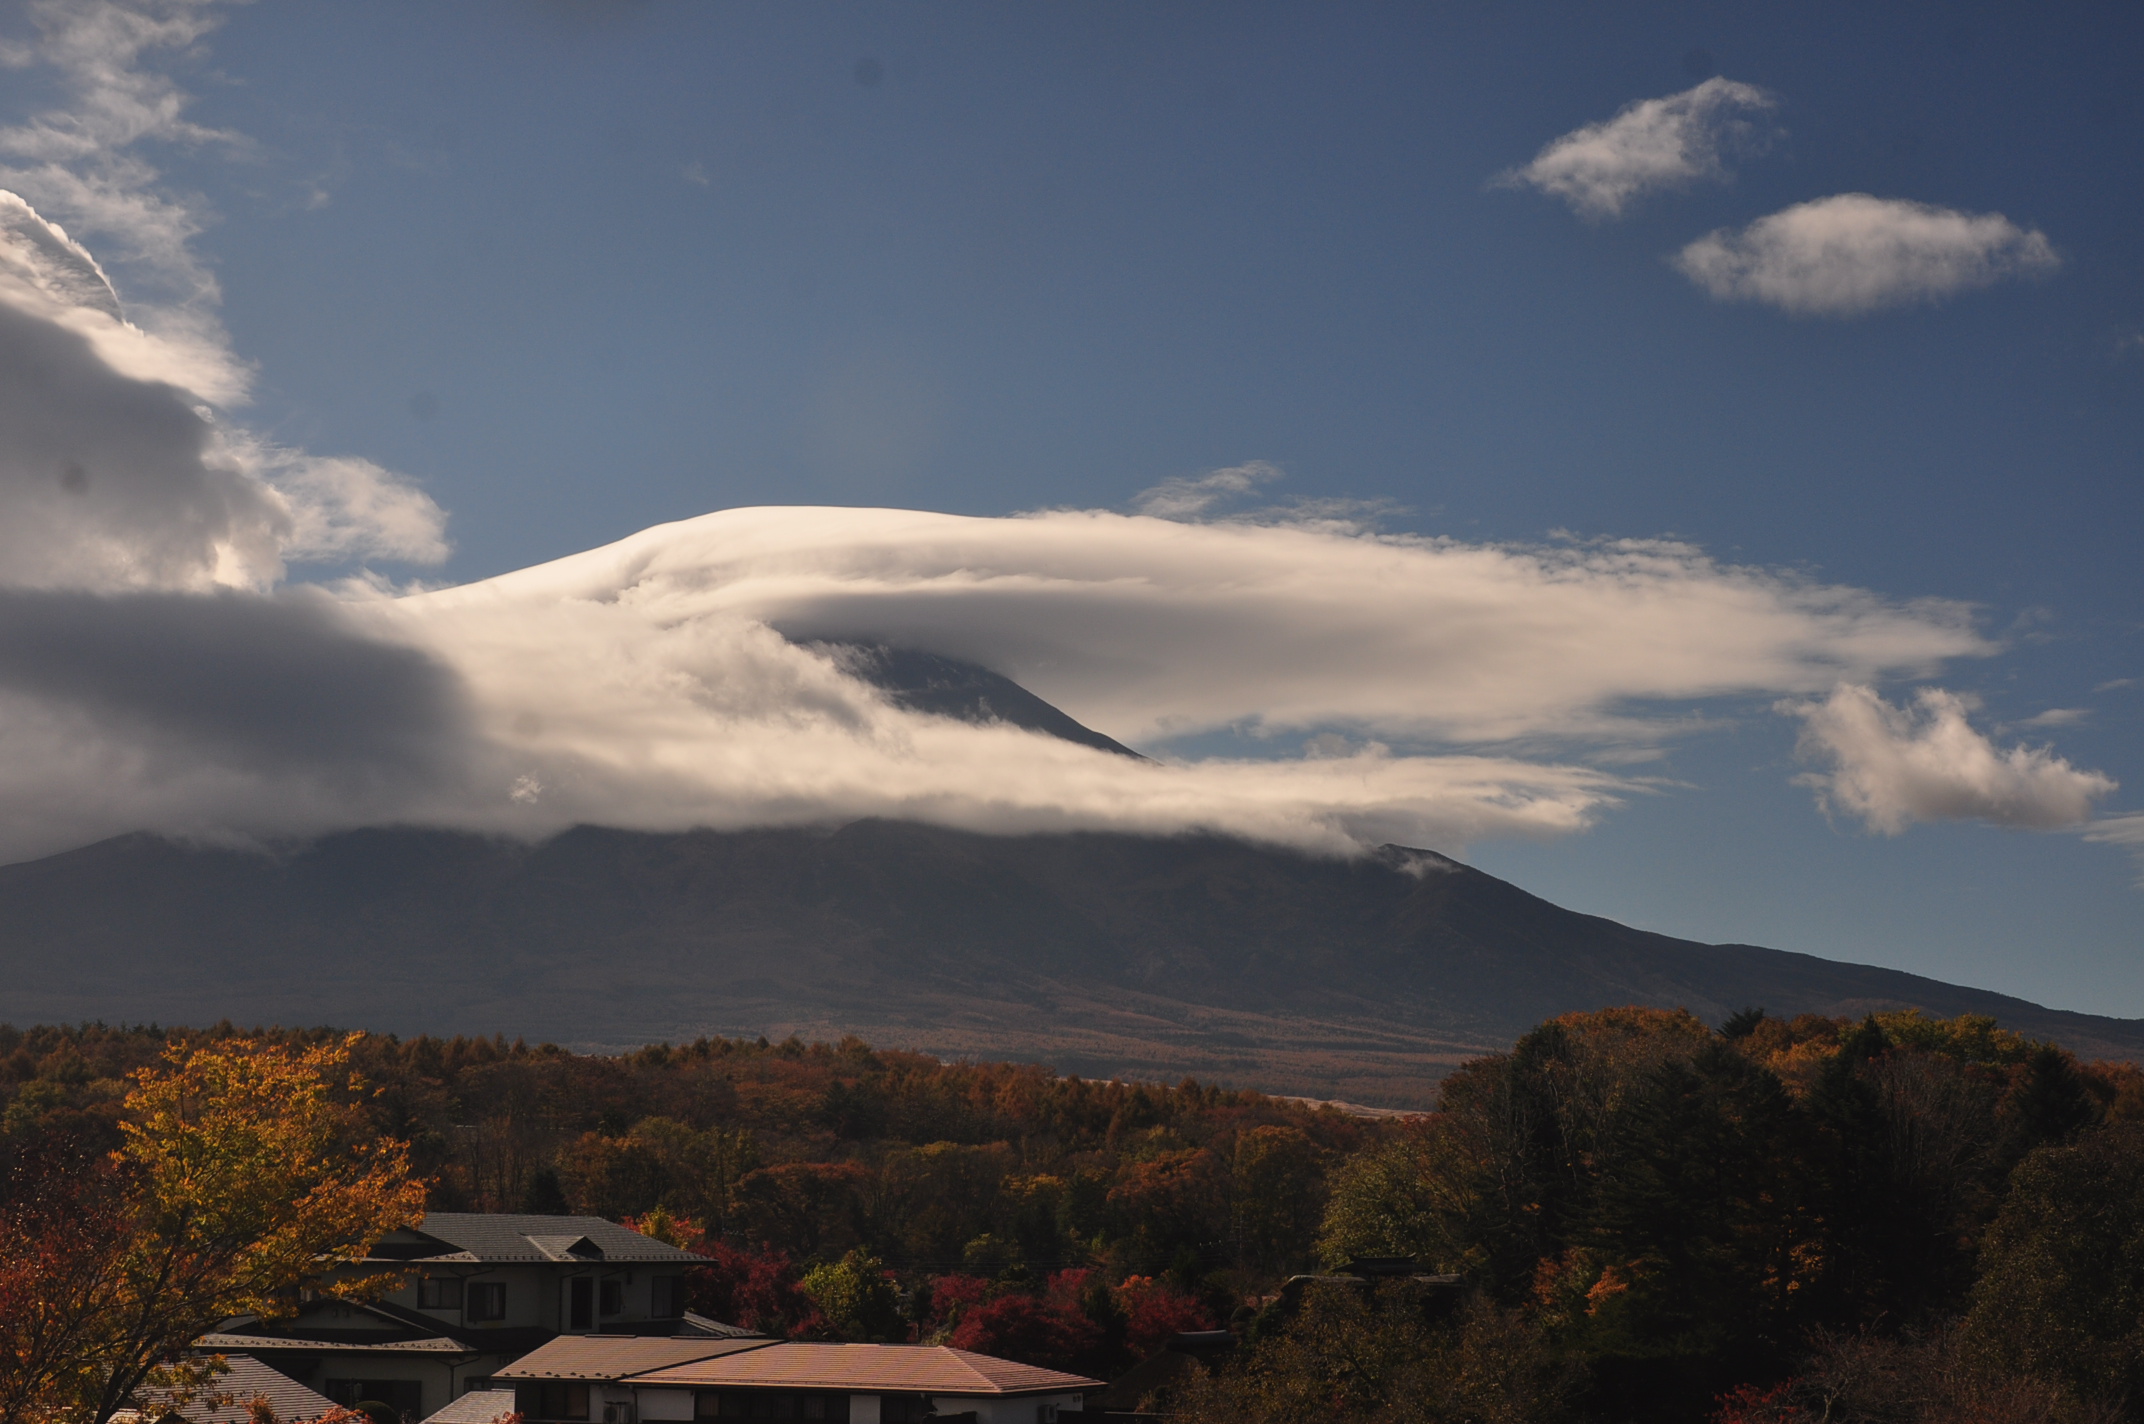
[1,818,2136,1108]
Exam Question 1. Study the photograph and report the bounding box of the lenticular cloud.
[316,504,1987,859]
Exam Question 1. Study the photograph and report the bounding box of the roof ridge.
[938,1346,1002,1391]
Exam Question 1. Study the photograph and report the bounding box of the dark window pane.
[469,1283,508,1321]
[652,1276,684,1318]
[570,1278,594,1330]
[418,1277,463,1309]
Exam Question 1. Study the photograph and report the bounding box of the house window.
[570,1278,594,1330]
[599,1279,624,1317]
[651,1276,685,1318]
[468,1283,507,1321]
[418,1277,463,1310]
[534,1384,590,1420]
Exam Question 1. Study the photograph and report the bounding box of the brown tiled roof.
[497,1336,774,1381]
[630,1344,1101,1396]
[420,1389,520,1424]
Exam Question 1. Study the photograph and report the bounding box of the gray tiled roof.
[677,1313,760,1340]
[497,1335,773,1381]
[374,1214,707,1265]
[420,1390,519,1424]
[194,1332,471,1355]
[140,1356,337,1424]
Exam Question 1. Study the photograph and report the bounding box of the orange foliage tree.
[0,1035,426,1424]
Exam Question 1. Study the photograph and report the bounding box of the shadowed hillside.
[2,819,2138,1107]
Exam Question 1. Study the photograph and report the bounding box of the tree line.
[9,1008,2144,1422]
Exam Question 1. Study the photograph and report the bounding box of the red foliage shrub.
[1114,1275,1217,1359]
[948,1292,1103,1374]
[920,1273,994,1334]
[1710,1381,1803,1424]
[694,1237,823,1338]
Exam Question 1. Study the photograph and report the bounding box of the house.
[628,1343,1100,1424]
[494,1336,779,1424]
[200,1213,725,1423]
[124,1355,337,1424]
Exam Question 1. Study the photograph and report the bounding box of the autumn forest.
[7,1007,2144,1424]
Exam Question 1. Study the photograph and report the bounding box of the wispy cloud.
[1496,77,1778,220]
[1132,460,1284,519]
[1676,195,2059,317]
[2083,813,2144,887]
[1782,683,2116,833]
[1130,461,1400,533]
[2015,707,2090,729]
[0,0,244,366]
[0,0,445,581]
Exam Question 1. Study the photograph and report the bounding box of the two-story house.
[200,1214,741,1422]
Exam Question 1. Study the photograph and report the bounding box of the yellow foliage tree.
[1,1034,426,1424]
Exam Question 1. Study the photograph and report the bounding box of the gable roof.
[363,1214,707,1265]
[496,1335,773,1381]
[139,1356,336,1424]
[629,1344,1101,1397]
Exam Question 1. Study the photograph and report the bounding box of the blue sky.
[0,1,2137,1016]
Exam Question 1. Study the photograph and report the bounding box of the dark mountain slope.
[1,820,2137,1107]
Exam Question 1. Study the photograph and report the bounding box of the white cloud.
[0,191,446,590]
[241,446,454,567]
[1784,683,2116,833]
[0,3,446,583]
[1497,78,1777,220]
[1675,195,2059,316]
[2016,707,2090,729]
